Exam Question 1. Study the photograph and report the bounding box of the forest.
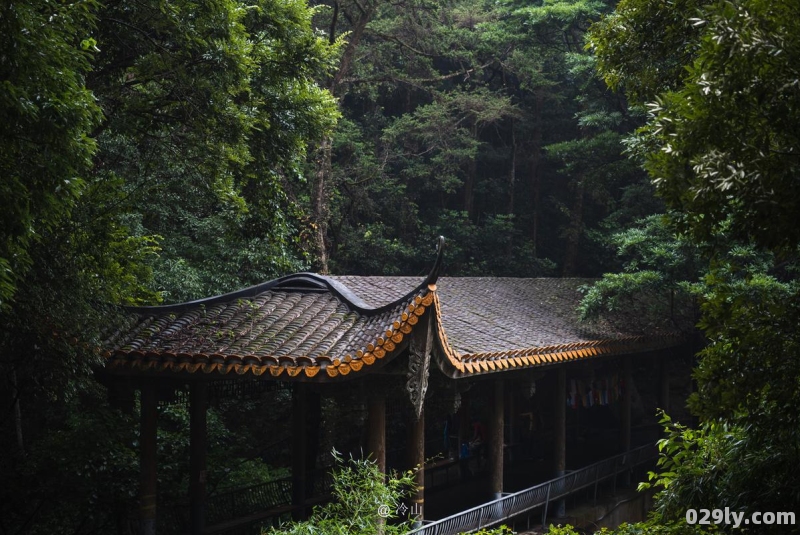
[1,0,798,533]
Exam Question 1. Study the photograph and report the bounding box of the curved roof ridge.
[105,282,439,381]
[125,236,445,316]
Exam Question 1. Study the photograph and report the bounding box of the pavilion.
[101,238,684,534]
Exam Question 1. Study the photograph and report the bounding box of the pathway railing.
[405,443,658,535]
[205,478,292,526]
[206,468,335,527]
[158,468,335,534]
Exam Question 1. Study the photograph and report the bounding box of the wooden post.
[555,367,566,518]
[408,408,425,527]
[621,356,632,487]
[189,382,208,534]
[490,379,504,499]
[367,391,386,473]
[659,355,670,414]
[11,369,24,457]
[139,384,158,535]
[458,389,470,451]
[456,389,470,483]
[292,383,308,520]
[621,356,632,451]
[306,388,322,497]
[507,387,515,462]
[405,307,432,527]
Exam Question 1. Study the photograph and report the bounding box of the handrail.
[156,467,335,533]
[405,443,657,535]
[205,467,334,526]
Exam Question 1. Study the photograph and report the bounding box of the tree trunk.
[329,2,376,91]
[529,92,543,258]
[562,96,590,277]
[464,122,478,219]
[310,0,378,273]
[311,137,332,274]
[561,178,584,276]
[508,118,516,215]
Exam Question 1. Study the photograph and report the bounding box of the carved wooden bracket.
[406,311,433,420]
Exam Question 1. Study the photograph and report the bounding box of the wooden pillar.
[11,369,24,456]
[367,391,386,473]
[621,356,632,487]
[139,385,158,535]
[189,382,208,534]
[489,379,504,499]
[659,355,670,414]
[458,389,470,453]
[292,383,308,520]
[306,389,322,495]
[507,387,516,462]
[408,408,425,526]
[555,367,566,518]
[621,356,632,452]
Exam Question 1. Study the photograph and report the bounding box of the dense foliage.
[307,0,656,277]
[592,0,800,252]
[1,0,336,532]
[0,0,103,309]
[3,0,799,532]
[264,454,415,535]
[584,0,800,533]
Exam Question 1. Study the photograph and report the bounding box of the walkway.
[152,442,656,535]
[407,443,657,535]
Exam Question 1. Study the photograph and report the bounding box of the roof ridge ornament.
[423,236,445,287]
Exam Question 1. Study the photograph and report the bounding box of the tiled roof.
[104,273,436,380]
[329,277,679,378]
[103,272,679,380]
[329,277,608,351]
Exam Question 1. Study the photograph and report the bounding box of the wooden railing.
[155,468,334,534]
[205,478,293,526]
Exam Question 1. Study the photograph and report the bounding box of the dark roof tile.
[104,273,680,380]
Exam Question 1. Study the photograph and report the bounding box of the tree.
[89,0,339,301]
[590,0,800,252]
[0,0,102,309]
[585,0,800,531]
[0,1,341,532]
[311,0,654,278]
[578,214,701,333]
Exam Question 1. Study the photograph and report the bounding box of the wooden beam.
[292,383,308,520]
[489,379,505,499]
[139,384,157,535]
[189,382,208,534]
